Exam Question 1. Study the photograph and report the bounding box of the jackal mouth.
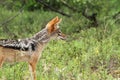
[57,35,67,40]
[61,36,67,40]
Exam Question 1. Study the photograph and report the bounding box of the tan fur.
[0,46,30,63]
[0,43,45,80]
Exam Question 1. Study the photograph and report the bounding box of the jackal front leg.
[0,55,5,68]
[29,61,37,80]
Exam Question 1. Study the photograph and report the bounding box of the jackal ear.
[56,18,62,25]
[46,16,61,33]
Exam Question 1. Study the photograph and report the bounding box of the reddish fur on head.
[46,16,61,34]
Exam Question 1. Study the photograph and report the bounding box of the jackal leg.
[29,60,37,80]
[0,55,5,68]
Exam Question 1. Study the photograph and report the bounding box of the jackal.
[0,16,66,80]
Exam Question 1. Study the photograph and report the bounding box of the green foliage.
[0,0,120,80]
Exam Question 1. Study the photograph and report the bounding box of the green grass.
[0,7,120,80]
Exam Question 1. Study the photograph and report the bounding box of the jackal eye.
[58,32,60,35]
[57,30,62,36]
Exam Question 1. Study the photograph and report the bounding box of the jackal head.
[46,16,66,40]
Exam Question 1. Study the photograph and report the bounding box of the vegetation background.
[0,0,120,80]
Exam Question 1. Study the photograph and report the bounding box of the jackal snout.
[57,30,67,40]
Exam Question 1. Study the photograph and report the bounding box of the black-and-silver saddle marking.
[0,39,37,51]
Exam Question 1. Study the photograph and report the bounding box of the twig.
[60,1,99,27]
[0,7,24,26]
[0,6,24,38]
[37,0,71,17]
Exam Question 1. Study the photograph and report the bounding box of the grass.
[0,7,120,80]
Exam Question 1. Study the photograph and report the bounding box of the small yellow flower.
[95,47,99,55]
